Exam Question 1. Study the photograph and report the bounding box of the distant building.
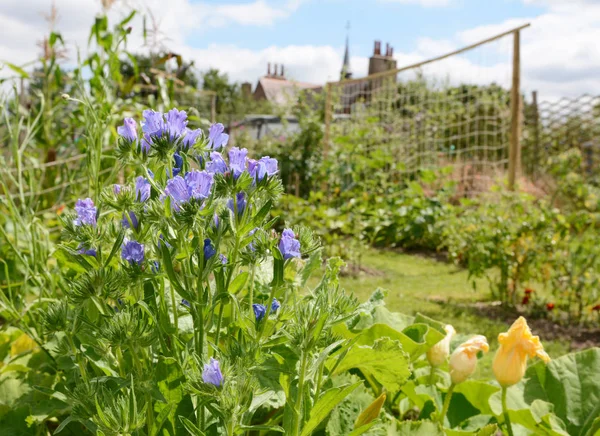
[251,39,397,108]
[253,63,321,106]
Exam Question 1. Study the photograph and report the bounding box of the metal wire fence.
[324,25,529,194]
[523,93,600,182]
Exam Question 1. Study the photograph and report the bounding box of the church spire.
[341,21,352,80]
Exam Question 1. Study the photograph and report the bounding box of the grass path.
[335,249,570,376]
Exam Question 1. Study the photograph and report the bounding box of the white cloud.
[1,0,600,102]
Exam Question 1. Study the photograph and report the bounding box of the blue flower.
[77,243,97,257]
[171,152,184,177]
[121,211,139,229]
[208,123,229,150]
[184,170,214,200]
[165,108,188,140]
[213,214,220,228]
[164,176,191,211]
[183,128,202,149]
[142,109,165,137]
[113,184,122,194]
[253,304,267,321]
[260,156,278,176]
[279,228,301,260]
[141,135,152,154]
[204,238,216,259]
[151,261,160,273]
[121,239,144,265]
[219,254,227,265]
[181,299,191,308]
[228,147,247,178]
[248,156,278,182]
[271,298,281,312]
[227,192,246,216]
[202,357,224,387]
[206,152,228,174]
[73,198,97,227]
[135,176,151,202]
[117,118,137,142]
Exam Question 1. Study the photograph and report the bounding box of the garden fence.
[523,93,600,181]
[324,24,530,194]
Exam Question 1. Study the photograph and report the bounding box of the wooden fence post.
[531,90,540,179]
[508,29,521,190]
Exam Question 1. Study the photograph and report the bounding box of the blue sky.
[187,0,543,56]
[1,0,599,99]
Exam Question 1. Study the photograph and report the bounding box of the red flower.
[546,303,555,311]
[524,288,534,295]
[592,304,600,312]
[522,296,530,305]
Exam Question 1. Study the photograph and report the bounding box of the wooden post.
[508,30,521,191]
[531,90,540,179]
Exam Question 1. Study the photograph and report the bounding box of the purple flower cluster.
[118,109,203,153]
[202,358,224,387]
[204,147,278,182]
[253,298,281,322]
[73,198,97,227]
[279,229,301,260]
[121,239,144,265]
[163,170,214,211]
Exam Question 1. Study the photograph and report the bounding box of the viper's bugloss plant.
[46,108,355,435]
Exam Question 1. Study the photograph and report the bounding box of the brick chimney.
[369,40,397,75]
[280,64,285,78]
[267,62,271,76]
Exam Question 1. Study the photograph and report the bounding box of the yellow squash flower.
[492,316,551,387]
[449,335,489,384]
[427,324,456,367]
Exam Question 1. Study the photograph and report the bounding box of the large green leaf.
[523,347,600,436]
[300,382,361,436]
[453,381,500,416]
[396,420,444,435]
[332,338,410,392]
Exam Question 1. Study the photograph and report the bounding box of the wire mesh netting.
[325,28,522,194]
[523,94,600,182]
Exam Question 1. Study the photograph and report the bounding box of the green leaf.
[300,382,361,436]
[523,348,600,436]
[354,392,386,428]
[332,337,410,392]
[348,422,376,436]
[1,61,29,78]
[453,381,500,416]
[396,420,444,435]
[178,415,204,435]
[229,272,249,294]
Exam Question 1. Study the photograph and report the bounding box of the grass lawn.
[334,248,571,377]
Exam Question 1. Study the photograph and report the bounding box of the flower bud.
[449,335,489,384]
[427,324,455,367]
[492,317,550,387]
